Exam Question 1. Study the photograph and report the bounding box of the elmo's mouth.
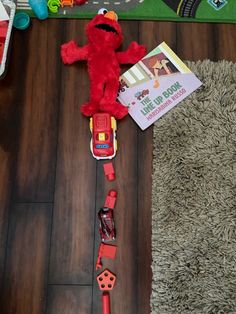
[95,23,118,34]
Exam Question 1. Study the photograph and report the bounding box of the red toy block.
[104,189,117,209]
[97,269,116,291]
[96,243,117,270]
[103,162,115,181]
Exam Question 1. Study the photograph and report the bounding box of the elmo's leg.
[81,80,104,117]
[99,79,128,120]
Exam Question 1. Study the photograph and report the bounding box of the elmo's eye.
[98,8,108,15]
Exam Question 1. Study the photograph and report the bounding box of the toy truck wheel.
[111,117,117,131]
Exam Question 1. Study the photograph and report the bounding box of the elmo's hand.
[126,42,146,63]
[61,40,88,64]
[116,41,146,64]
[61,40,78,64]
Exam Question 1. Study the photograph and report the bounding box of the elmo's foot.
[80,102,99,117]
[99,101,128,120]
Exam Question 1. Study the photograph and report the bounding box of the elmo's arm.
[116,42,146,64]
[61,40,89,64]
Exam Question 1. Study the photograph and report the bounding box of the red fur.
[61,13,146,119]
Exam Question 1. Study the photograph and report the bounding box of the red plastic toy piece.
[0,21,8,39]
[97,269,116,314]
[104,189,117,209]
[96,243,117,270]
[98,207,116,242]
[103,162,115,181]
[97,269,116,291]
[102,292,110,314]
[74,0,86,4]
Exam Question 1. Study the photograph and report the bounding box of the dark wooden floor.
[0,18,236,314]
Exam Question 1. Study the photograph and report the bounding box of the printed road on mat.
[16,0,144,14]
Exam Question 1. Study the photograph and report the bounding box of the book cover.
[118,42,202,130]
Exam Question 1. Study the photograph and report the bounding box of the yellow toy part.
[111,117,117,131]
[98,133,106,141]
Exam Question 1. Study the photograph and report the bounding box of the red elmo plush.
[61,10,146,119]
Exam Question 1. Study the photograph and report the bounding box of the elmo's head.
[86,9,123,49]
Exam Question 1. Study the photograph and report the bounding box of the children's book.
[118,42,202,130]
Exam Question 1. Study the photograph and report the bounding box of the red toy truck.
[89,113,117,160]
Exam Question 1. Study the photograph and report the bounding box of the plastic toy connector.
[103,162,115,181]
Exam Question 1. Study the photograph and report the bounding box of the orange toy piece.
[97,269,116,291]
[60,0,73,7]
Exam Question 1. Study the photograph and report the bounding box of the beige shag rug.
[151,60,236,314]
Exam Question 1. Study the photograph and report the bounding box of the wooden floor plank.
[137,21,178,314]
[14,20,63,202]
[176,22,217,61]
[0,78,13,290]
[0,149,11,287]
[91,20,140,314]
[49,20,96,285]
[0,29,30,289]
[47,285,92,314]
[1,203,52,314]
[140,21,177,49]
[215,24,236,61]
[92,118,139,314]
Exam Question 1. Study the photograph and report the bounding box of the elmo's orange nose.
[104,11,118,21]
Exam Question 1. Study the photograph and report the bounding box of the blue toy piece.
[29,0,48,20]
[13,13,30,30]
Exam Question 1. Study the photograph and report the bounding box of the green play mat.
[16,0,236,23]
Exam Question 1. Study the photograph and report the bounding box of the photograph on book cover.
[118,42,202,130]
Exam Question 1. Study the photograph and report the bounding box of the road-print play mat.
[16,0,236,23]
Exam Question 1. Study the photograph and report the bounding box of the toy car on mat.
[89,113,117,160]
